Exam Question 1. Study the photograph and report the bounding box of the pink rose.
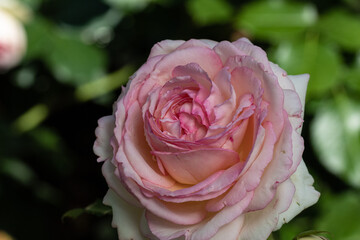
[0,9,26,71]
[94,38,320,240]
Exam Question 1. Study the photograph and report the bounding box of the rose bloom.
[0,9,26,71]
[94,38,320,240]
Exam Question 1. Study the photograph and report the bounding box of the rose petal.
[288,74,309,119]
[146,211,197,240]
[275,160,320,230]
[121,101,176,188]
[150,46,223,85]
[232,38,272,73]
[246,112,294,211]
[238,179,296,240]
[102,160,142,207]
[125,178,207,225]
[190,191,253,240]
[283,89,302,117]
[149,40,185,58]
[269,62,295,91]
[210,216,244,240]
[103,189,144,240]
[154,148,240,184]
[226,55,284,138]
[206,122,276,212]
[94,115,115,162]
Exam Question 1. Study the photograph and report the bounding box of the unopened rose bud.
[0,10,26,71]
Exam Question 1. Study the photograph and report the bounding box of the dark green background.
[1,0,360,239]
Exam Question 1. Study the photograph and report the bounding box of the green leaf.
[25,17,54,60]
[62,200,112,221]
[271,37,341,99]
[61,208,85,221]
[318,10,360,51]
[47,32,107,86]
[235,1,317,41]
[345,52,360,93]
[311,96,360,188]
[186,0,233,26]
[25,17,107,86]
[315,192,360,240]
[85,200,112,216]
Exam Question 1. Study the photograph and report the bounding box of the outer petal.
[103,189,144,240]
[231,39,272,73]
[102,160,142,207]
[125,177,208,225]
[275,160,320,230]
[288,74,309,118]
[225,55,284,138]
[146,211,196,240]
[210,216,244,240]
[190,192,253,240]
[269,62,295,91]
[94,116,115,162]
[149,40,185,58]
[246,113,294,211]
[238,179,296,240]
[283,89,302,117]
[176,39,216,51]
[149,46,223,84]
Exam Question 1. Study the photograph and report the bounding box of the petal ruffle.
[94,115,115,162]
[103,189,144,240]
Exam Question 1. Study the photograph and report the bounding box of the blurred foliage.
[1,0,360,239]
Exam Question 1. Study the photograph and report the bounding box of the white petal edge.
[275,160,320,230]
[287,74,310,118]
[199,39,218,49]
[103,189,145,240]
[269,62,295,91]
[94,116,115,162]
